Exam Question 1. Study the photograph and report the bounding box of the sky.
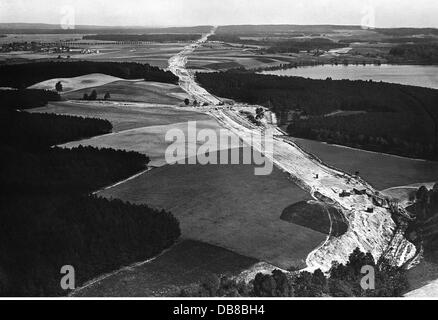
[0,0,437,28]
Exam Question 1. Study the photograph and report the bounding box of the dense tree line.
[196,71,438,159]
[178,248,408,297]
[1,110,112,150]
[208,34,346,53]
[0,90,180,296]
[0,26,212,35]
[0,61,178,88]
[0,89,60,110]
[0,195,180,296]
[287,113,435,159]
[388,43,438,64]
[83,34,202,42]
[265,38,346,54]
[375,28,438,36]
[407,184,438,263]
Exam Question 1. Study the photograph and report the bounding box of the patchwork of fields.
[29,76,438,295]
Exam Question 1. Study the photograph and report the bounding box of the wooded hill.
[196,71,438,159]
[0,89,180,296]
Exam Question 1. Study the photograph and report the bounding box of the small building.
[353,188,367,195]
[340,190,351,197]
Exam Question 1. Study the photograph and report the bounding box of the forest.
[407,184,438,263]
[178,247,409,297]
[286,113,435,159]
[83,34,201,42]
[196,71,438,159]
[388,43,438,64]
[0,61,178,88]
[0,89,61,110]
[0,89,180,296]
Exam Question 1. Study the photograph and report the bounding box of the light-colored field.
[28,73,123,92]
[62,80,188,105]
[98,147,322,269]
[406,259,438,297]
[289,137,438,191]
[0,33,83,44]
[73,239,259,297]
[30,101,209,132]
[61,118,240,167]
[69,43,191,68]
[381,182,436,207]
[0,42,190,68]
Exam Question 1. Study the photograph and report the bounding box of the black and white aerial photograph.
[1,0,438,310]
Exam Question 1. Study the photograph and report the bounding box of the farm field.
[98,147,323,270]
[0,42,191,68]
[186,42,290,71]
[30,101,209,132]
[69,43,191,68]
[29,73,123,92]
[62,80,189,104]
[60,118,238,167]
[289,137,438,190]
[73,239,259,297]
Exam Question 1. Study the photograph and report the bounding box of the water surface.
[260,64,438,89]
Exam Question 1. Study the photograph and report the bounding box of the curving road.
[168,27,417,272]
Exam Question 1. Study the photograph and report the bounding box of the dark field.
[98,147,324,269]
[281,200,348,237]
[290,137,438,190]
[73,239,258,297]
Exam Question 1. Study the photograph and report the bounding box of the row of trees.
[178,248,409,297]
[83,34,202,42]
[82,90,111,101]
[0,61,179,88]
[388,43,438,64]
[264,38,346,54]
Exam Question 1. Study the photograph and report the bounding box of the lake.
[260,64,438,89]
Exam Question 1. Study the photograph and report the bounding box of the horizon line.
[1,22,438,30]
